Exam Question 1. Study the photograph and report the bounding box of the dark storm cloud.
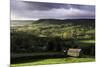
[11,0,95,20]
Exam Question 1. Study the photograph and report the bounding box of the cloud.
[11,0,95,20]
[31,8,94,19]
[11,8,95,20]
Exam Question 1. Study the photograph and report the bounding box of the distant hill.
[35,19,95,24]
[11,19,95,27]
[10,20,36,27]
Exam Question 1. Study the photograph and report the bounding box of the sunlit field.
[10,57,95,67]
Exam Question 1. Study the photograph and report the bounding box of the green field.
[10,57,95,67]
[79,40,95,43]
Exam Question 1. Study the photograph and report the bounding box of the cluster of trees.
[11,31,78,53]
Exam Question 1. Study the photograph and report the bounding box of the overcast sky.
[11,0,95,20]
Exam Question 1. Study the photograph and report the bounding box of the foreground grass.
[10,57,95,67]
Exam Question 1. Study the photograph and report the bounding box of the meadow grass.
[10,57,95,67]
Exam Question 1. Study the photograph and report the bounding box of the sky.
[11,0,95,20]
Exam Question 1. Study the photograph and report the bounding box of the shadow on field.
[78,42,95,57]
[11,54,66,64]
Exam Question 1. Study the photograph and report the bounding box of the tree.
[62,31,72,39]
